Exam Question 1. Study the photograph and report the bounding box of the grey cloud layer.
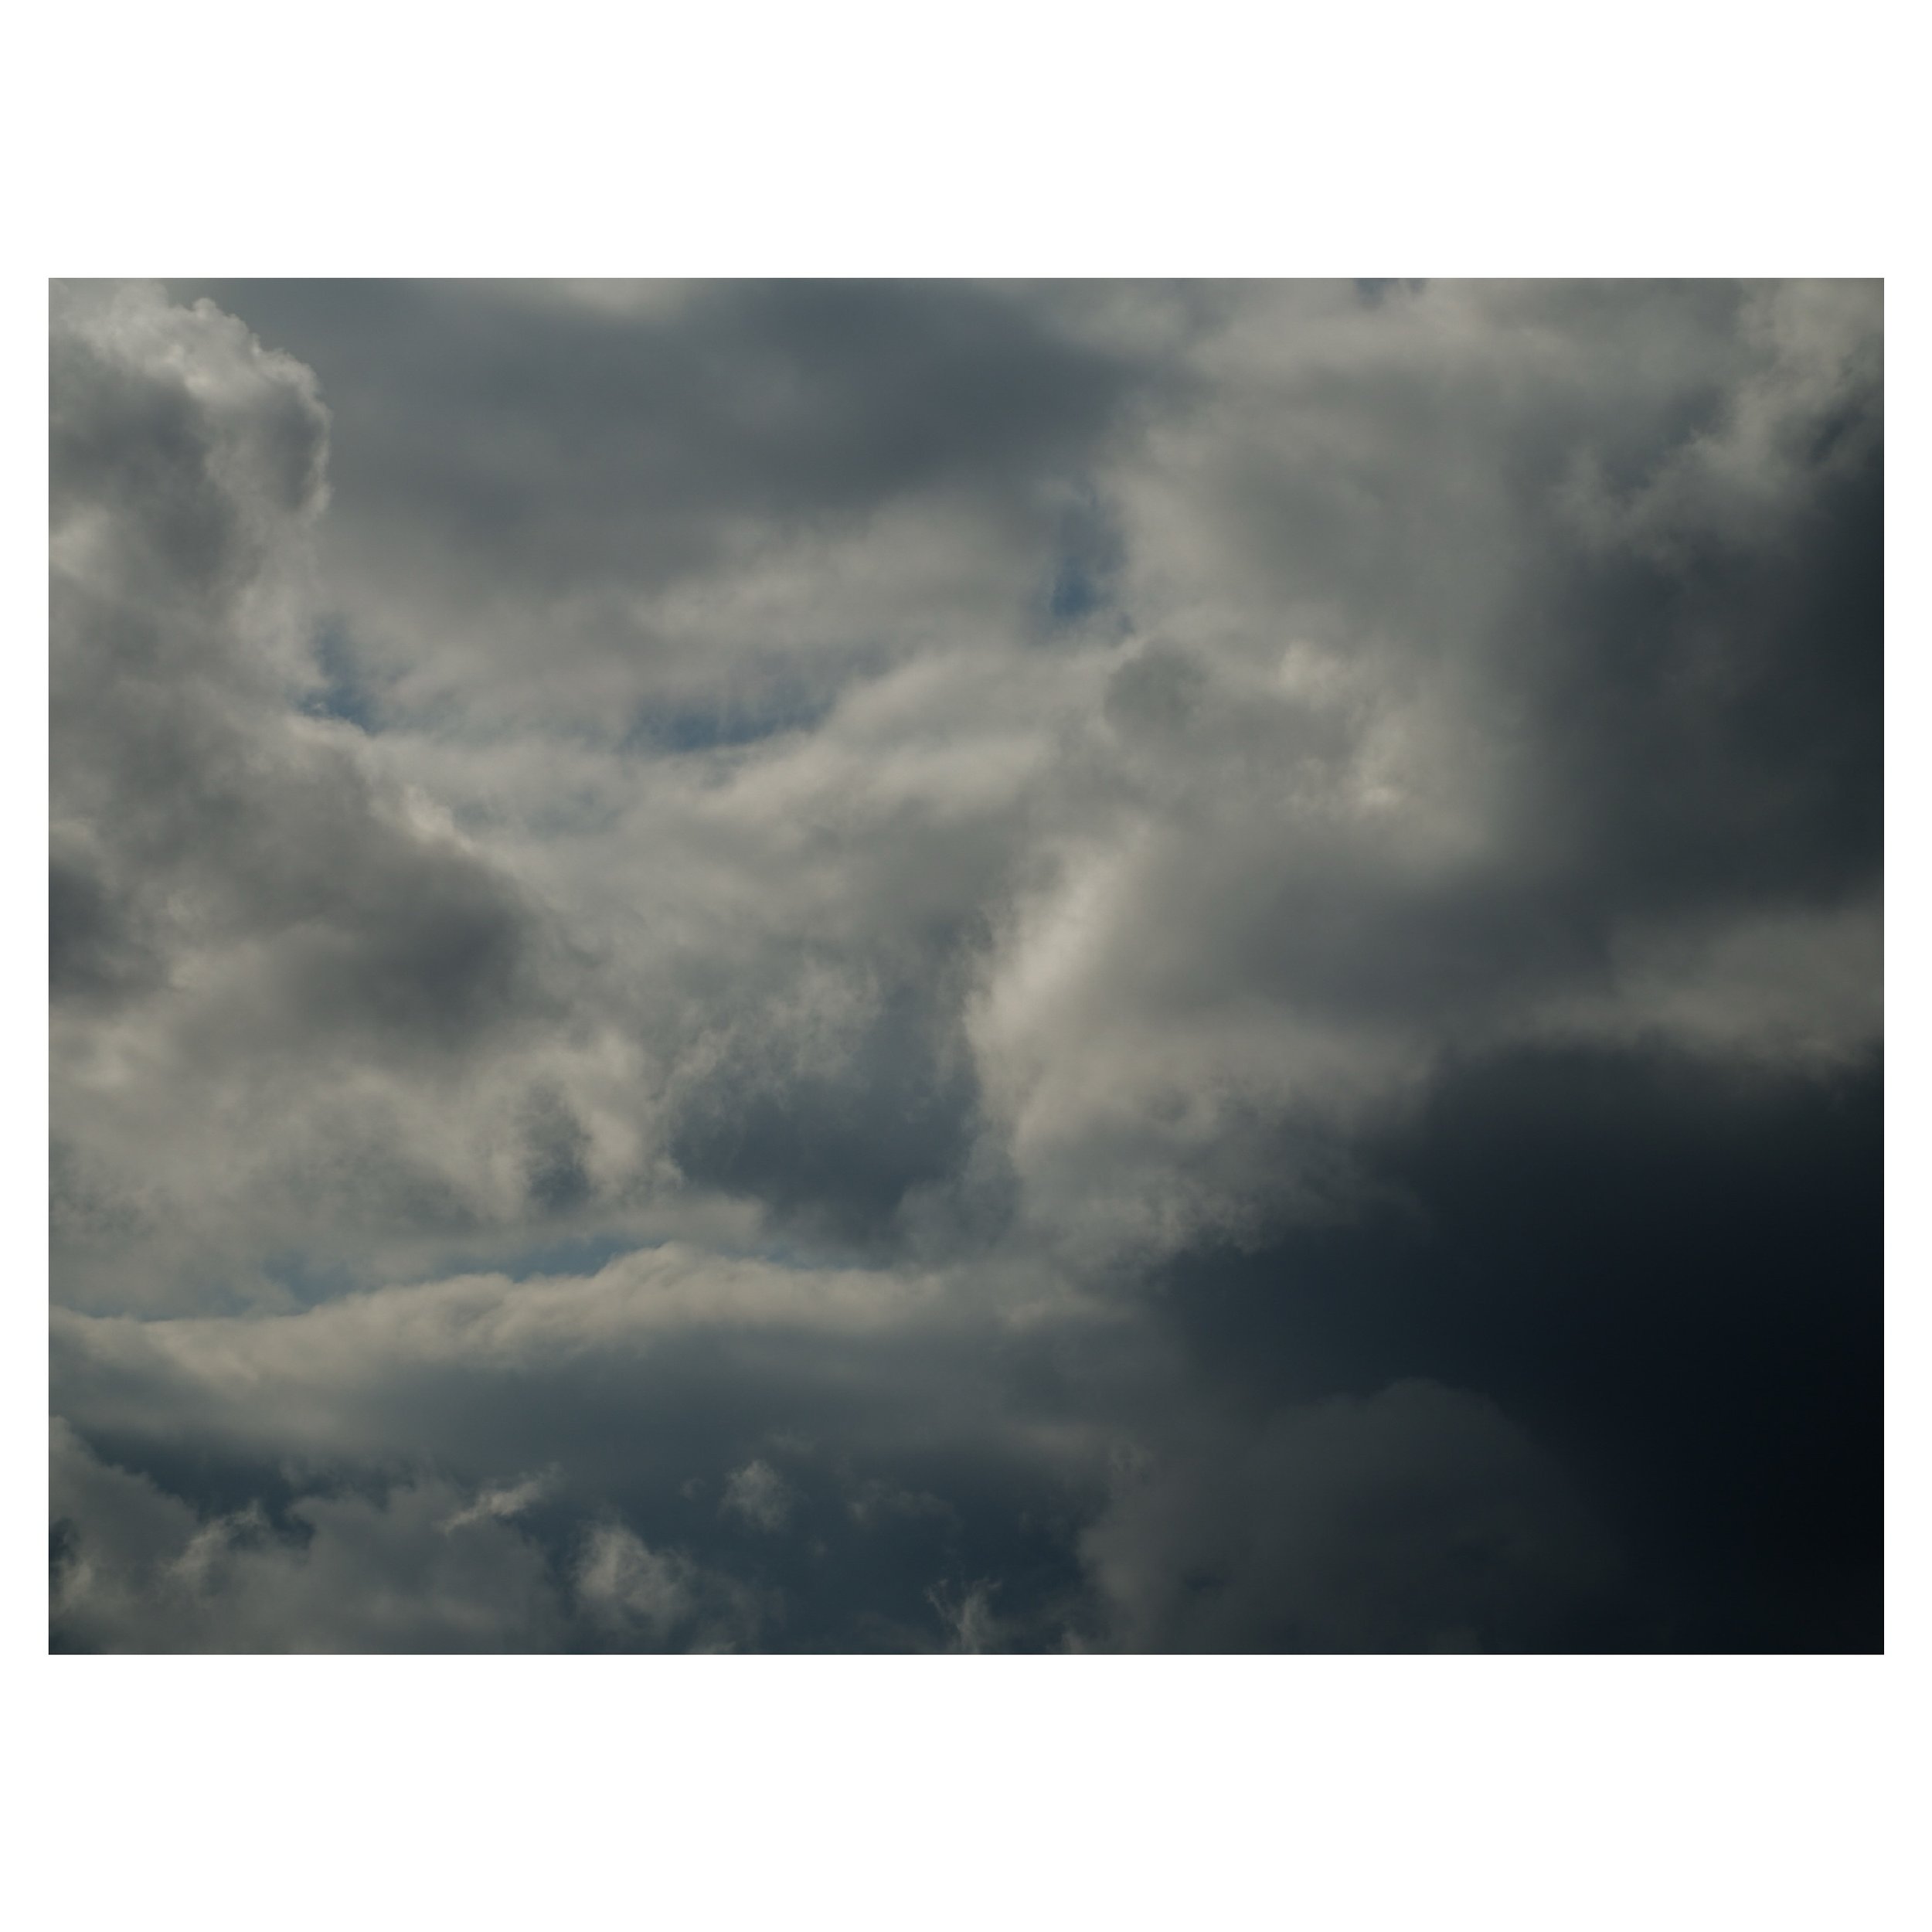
[50,280,1881,1650]
[49,1247,1606,1651]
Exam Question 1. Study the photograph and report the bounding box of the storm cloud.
[49,278,1881,1651]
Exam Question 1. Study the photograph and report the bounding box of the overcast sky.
[49,278,1881,1651]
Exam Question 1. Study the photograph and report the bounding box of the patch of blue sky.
[297,619,380,732]
[260,1250,369,1306]
[1037,478,1124,636]
[621,682,835,757]
[434,1230,657,1284]
[1048,556,1103,622]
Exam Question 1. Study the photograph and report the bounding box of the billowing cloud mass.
[49,279,1881,1651]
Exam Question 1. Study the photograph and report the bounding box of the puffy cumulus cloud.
[50,281,1880,1649]
[48,1247,1131,1651]
[162,278,1157,737]
[957,279,1883,1260]
[123,278,1876,1272]
[51,283,597,1315]
[49,1421,568,1653]
[49,1417,764,1655]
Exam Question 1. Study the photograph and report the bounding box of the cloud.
[927,1579,1011,1655]
[50,280,1881,1649]
[161,278,1155,737]
[51,282,578,1315]
[49,1247,1121,1650]
[1145,1043,1883,1649]
[720,1460,794,1532]
[574,1523,764,1651]
[1080,1380,1613,1653]
[49,1417,767,1655]
[439,1471,555,1534]
[49,1422,569,1653]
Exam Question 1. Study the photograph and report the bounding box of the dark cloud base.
[1158,1046,1883,1652]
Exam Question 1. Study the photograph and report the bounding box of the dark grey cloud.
[1082,1378,1613,1653]
[49,285,550,1058]
[1148,1044,1883,1649]
[161,278,1159,742]
[50,279,1880,1649]
[174,279,1141,545]
[667,971,990,1247]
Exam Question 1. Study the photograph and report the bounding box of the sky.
[48,277,1883,1652]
